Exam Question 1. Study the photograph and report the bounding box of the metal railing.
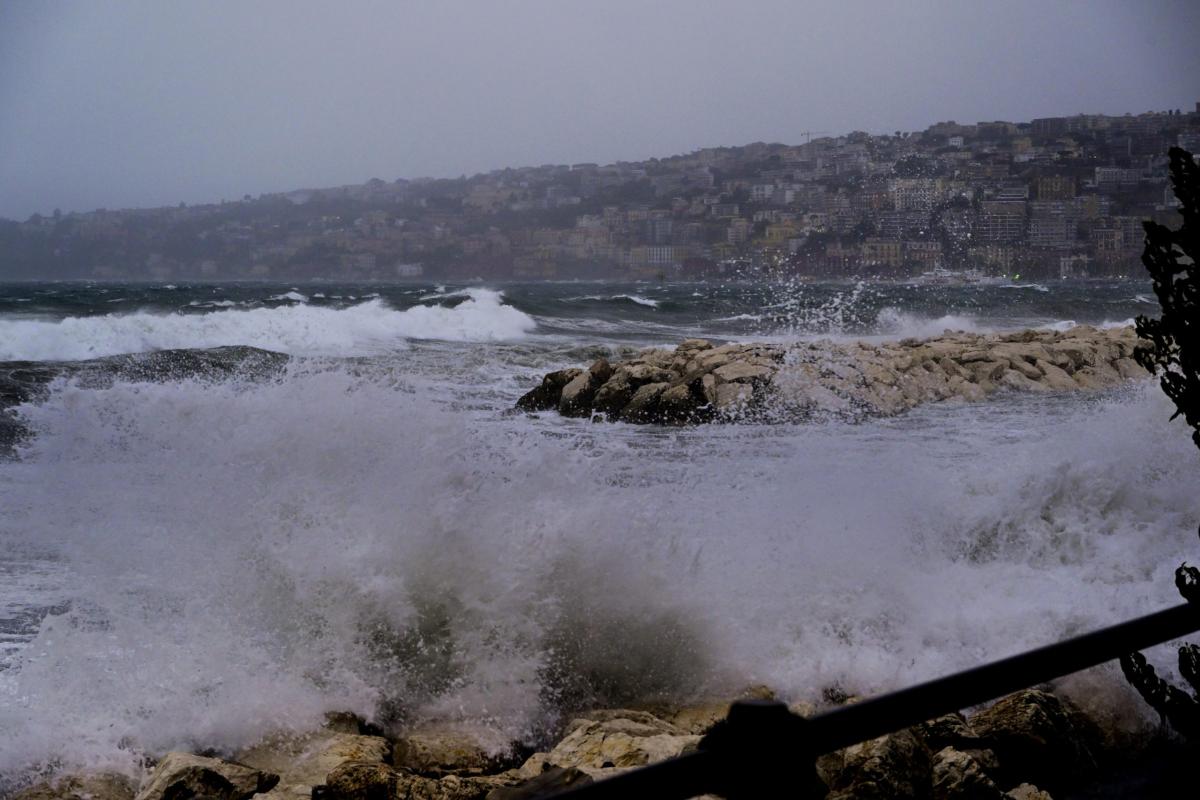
[540,602,1200,799]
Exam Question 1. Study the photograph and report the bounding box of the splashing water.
[0,279,1192,782]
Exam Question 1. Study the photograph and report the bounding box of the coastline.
[10,685,1182,800]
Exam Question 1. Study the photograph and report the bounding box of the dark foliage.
[1135,147,1200,447]
[1122,147,1200,737]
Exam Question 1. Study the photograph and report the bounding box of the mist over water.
[0,280,1195,780]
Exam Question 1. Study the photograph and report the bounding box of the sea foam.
[0,368,1195,777]
[0,290,537,361]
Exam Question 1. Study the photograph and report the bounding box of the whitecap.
[0,290,537,361]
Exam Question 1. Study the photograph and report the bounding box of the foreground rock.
[15,685,1167,800]
[235,729,390,799]
[12,773,136,800]
[134,752,278,800]
[516,326,1147,424]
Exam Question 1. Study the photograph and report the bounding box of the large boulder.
[12,773,136,800]
[558,360,612,417]
[968,690,1097,793]
[541,710,699,777]
[391,726,513,777]
[135,752,278,800]
[931,747,1003,800]
[236,730,390,799]
[320,762,515,800]
[825,730,932,800]
[619,382,670,422]
[515,368,581,412]
[483,767,592,800]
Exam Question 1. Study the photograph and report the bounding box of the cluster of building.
[3,105,1197,281]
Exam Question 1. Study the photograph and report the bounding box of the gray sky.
[2,0,1198,220]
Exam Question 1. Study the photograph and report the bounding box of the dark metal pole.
[807,601,1200,753]
[541,602,1200,800]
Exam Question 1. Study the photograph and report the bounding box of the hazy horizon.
[3,0,1199,220]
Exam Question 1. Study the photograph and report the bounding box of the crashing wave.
[0,291,537,361]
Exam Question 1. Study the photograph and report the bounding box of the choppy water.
[0,279,1195,779]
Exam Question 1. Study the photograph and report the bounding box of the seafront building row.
[3,106,1197,281]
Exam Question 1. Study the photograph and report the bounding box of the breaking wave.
[0,369,1195,776]
[0,290,537,361]
[873,307,984,337]
[564,294,660,308]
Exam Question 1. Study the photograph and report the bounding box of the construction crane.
[798,130,830,143]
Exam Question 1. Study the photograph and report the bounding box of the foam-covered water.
[0,279,1195,781]
[0,289,535,361]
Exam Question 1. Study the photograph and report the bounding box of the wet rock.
[483,767,592,800]
[542,710,699,777]
[391,726,511,777]
[931,747,1003,800]
[825,730,932,800]
[591,374,634,415]
[321,762,514,800]
[558,360,612,417]
[916,713,982,753]
[711,362,774,384]
[714,382,753,413]
[1033,360,1076,390]
[657,383,702,422]
[515,368,581,412]
[1004,784,1053,800]
[968,690,1096,792]
[619,382,669,422]
[134,752,278,800]
[1000,369,1047,393]
[516,326,1148,424]
[13,773,136,800]
[236,730,390,799]
[319,761,398,800]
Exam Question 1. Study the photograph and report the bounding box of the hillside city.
[3,105,1197,282]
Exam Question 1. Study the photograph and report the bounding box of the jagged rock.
[541,710,699,777]
[657,383,701,421]
[319,761,398,800]
[634,686,782,736]
[619,382,669,422]
[931,747,1003,800]
[558,360,611,417]
[236,730,390,799]
[711,362,773,384]
[714,382,753,413]
[968,690,1096,793]
[1000,369,1048,393]
[515,368,581,412]
[321,762,515,800]
[391,726,511,777]
[13,773,136,800]
[483,767,592,800]
[916,713,982,753]
[825,730,932,799]
[134,752,278,800]
[516,326,1149,424]
[1004,784,1053,800]
[591,374,634,415]
[1034,360,1076,390]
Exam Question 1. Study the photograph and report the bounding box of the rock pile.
[516,326,1147,423]
[13,688,1161,800]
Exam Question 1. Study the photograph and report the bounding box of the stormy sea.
[1,279,1196,779]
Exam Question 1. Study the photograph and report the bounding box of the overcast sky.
[2,0,1198,220]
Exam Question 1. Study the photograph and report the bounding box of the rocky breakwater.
[516,326,1148,423]
[12,687,1176,800]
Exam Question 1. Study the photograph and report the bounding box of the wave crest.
[0,290,537,361]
